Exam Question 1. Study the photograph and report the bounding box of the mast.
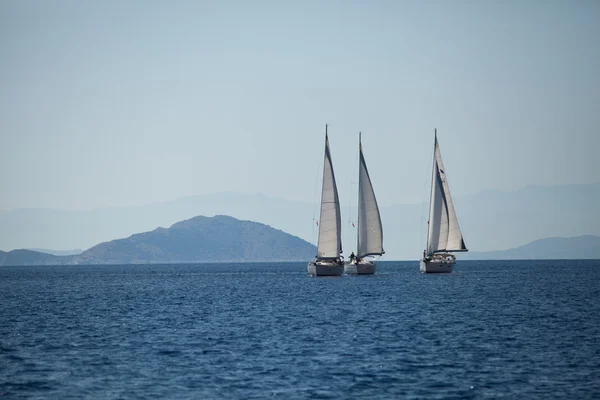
[425,129,436,255]
[316,123,342,259]
[356,132,361,253]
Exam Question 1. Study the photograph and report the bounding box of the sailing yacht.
[420,129,468,273]
[345,132,384,275]
[308,124,344,276]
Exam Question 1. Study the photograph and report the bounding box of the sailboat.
[307,124,344,276]
[346,132,384,275]
[420,129,468,273]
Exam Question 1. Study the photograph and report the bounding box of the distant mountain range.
[1,221,597,266]
[1,183,598,260]
[0,191,316,257]
[462,235,600,260]
[26,248,83,256]
[0,215,316,266]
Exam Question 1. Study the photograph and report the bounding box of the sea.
[1,260,599,399]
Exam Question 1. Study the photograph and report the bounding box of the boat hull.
[420,259,454,273]
[307,262,344,276]
[345,261,376,275]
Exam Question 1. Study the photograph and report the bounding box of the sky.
[1,0,598,211]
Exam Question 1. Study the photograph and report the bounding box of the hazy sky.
[1,0,598,211]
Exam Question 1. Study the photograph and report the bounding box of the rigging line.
[312,129,326,241]
[420,130,433,253]
[347,177,352,225]
[351,131,361,252]
[348,133,358,227]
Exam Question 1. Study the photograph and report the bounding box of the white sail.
[426,133,467,256]
[316,130,342,259]
[357,136,384,258]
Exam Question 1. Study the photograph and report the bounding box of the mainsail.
[426,130,467,256]
[357,134,384,258]
[316,125,342,259]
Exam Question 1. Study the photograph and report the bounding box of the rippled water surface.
[2,260,600,399]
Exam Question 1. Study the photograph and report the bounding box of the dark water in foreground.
[1,260,600,399]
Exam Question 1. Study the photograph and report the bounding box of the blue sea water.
[1,260,600,399]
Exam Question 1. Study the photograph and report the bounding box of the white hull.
[420,259,454,273]
[345,261,376,275]
[307,262,344,276]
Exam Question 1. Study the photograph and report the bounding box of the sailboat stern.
[420,253,455,273]
[308,260,344,276]
[345,260,376,275]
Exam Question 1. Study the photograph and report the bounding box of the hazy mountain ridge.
[1,183,598,260]
[26,248,83,256]
[462,235,600,260]
[0,249,69,266]
[0,215,316,266]
[0,192,315,255]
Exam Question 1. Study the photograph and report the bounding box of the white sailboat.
[346,133,384,275]
[308,124,344,276]
[420,129,468,273]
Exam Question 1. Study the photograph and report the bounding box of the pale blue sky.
[1,0,598,210]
